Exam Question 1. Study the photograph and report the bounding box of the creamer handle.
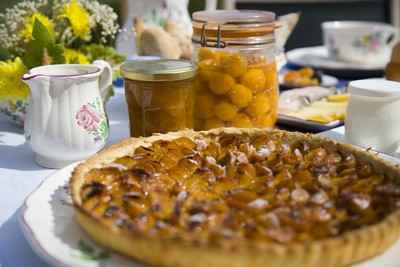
[93,60,113,101]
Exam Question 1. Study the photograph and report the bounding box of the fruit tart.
[70,128,400,267]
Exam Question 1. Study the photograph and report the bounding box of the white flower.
[0,0,48,55]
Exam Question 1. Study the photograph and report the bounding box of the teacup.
[322,21,398,65]
[345,79,400,157]
[22,60,113,168]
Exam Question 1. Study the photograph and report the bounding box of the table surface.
[0,87,346,267]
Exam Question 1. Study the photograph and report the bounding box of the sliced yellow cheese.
[287,98,348,124]
[327,94,350,103]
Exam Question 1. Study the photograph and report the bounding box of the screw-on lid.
[349,79,400,98]
[120,59,195,82]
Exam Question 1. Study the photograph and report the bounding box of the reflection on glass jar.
[122,60,195,137]
[192,10,279,130]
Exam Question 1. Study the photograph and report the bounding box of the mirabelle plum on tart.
[228,84,253,108]
[214,100,238,121]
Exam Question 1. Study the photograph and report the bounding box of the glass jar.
[121,59,195,137]
[191,10,279,130]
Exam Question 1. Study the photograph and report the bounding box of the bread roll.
[385,42,400,82]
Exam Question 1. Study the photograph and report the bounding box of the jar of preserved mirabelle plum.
[121,59,195,137]
[191,10,279,130]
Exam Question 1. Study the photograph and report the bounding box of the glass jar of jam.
[191,10,279,130]
[121,59,195,137]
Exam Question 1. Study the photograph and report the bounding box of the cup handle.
[394,141,400,157]
[93,60,113,101]
[385,29,398,46]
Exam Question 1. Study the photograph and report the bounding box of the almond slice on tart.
[70,128,400,267]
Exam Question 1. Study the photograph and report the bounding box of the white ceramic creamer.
[346,79,400,156]
[22,60,112,168]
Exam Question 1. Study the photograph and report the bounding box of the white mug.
[322,21,398,65]
[22,60,113,168]
[345,79,400,157]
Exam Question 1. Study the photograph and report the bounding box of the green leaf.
[0,47,11,61]
[76,240,110,261]
[32,19,54,45]
[23,39,45,69]
[78,240,94,254]
[48,43,65,64]
[81,44,125,64]
[23,19,65,68]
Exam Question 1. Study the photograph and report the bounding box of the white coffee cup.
[322,21,398,65]
[345,79,400,156]
[22,60,113,168]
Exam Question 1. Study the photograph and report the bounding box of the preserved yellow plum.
[198,47,219,61]
[121,60,195,137]
[231,113,253,127]
[222,54,248,77]
[253,115,275,127]
[246,93,271,117]
[214,100,238,121]
[228,84,253,108]
[193,48,278,130]
[241,69,267,93]
[191,10,279,130]
[204,117,225,129]
[195,92,216,119]
[209,72,235,95]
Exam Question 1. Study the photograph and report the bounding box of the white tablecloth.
[0,87,348,267]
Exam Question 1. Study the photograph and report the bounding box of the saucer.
[286,46,385,78]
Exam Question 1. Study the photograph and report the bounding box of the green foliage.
[0,47,11,61]
[77,240,110,261]
[82,44,125,65]
[23,19,65,68]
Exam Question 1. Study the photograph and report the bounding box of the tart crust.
[70,128,400,267]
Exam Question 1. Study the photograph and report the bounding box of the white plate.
[287,46,386,71]
[20,163,143,267]
[278,113,343,132]
[20,161,400,267]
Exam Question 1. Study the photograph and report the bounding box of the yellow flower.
[21,13,55,41]
[64,49,90,64]
[0,58,29,102]
[61,0,91,40]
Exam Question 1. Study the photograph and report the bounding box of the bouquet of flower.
[0,0,124,125]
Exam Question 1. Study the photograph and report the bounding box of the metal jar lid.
[192,10,277,48]
[120,59,195,82]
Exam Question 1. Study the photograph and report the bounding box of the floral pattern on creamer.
[75,97,108,142]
